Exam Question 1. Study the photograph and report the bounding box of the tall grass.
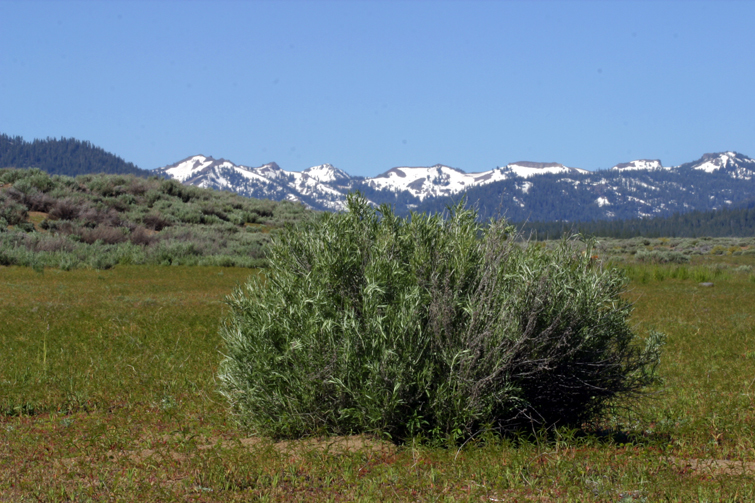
[621,263,741,284]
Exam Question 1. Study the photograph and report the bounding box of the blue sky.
[1,0,754,176]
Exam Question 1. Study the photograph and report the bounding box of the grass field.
[1,258,755,502]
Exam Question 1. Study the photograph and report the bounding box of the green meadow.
[1,257,755,502]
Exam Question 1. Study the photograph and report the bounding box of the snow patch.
[504,161,588,179]
[517,181,533,194]
[611,159,663,171]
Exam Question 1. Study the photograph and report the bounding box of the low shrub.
[635,250,690,264]
[0,200,28,226]
[218,195,664,442]
[12,171,54,193]
[18,189,55,212]
[128,226,155,246]
[48,198,81,220]
[77,225,128,245]
[30,235,76,253]
[142,211,172,231]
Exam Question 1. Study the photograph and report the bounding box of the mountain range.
[4,134,754,223]
[154,151,755,221]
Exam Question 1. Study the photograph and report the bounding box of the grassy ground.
[1,259,755,502]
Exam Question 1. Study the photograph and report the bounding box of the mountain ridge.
[153,151,755,221]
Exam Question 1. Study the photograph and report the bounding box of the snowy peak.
[258,162,282,172]
[302,163,351,184]
[251,161,285,180]
[690,152,737,173]
[158,155,230,182]
[368,164,498,201]
[611,159,663,171]
[687,151,754,174]
[373,164,463,179]
[155,155,280,184]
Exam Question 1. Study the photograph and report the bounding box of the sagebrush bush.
[218,195,664,442]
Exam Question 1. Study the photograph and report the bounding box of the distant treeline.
[0,134,147,177]
[518,201,755,239]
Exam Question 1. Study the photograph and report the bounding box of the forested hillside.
[517,200,755,239]
[0,134,147,177]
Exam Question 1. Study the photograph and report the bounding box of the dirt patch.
[27,211,49,231]
[271,435,396,456]
[668,456,755,476]
[57,434,396,466]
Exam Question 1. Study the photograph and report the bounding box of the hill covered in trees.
[516,200,755,239]
[0,134,147,177]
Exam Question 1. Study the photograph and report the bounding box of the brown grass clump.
[77,224,128,245]
[78,206,121,227]
[129,225,157,245]
[21,190,55,212]
[48,198,81,221]
[143,211,172,231]
[31,234,76,253]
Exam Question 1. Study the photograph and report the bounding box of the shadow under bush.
[218,195,665,443]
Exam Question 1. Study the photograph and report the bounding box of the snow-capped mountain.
[419,151,755,222]
[358,162,587,202]
[154,157,593,210]
[154,151,755,221]
[683,151,755,179]
[154,155,351,210]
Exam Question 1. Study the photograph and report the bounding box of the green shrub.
[635,250,690,264]
[693,267,713,283]
[218,195,664,442]
[669,266,690,280]
[0,201,28,226]
[16,222,35,233]
[14,174,54,194]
